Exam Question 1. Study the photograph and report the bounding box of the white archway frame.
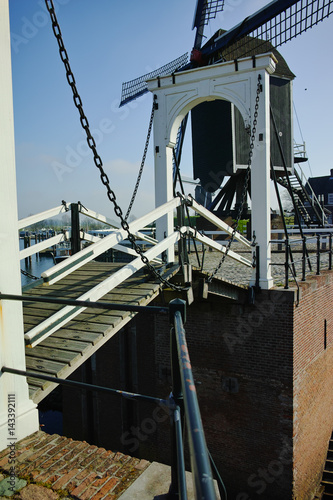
[147,52,277,288]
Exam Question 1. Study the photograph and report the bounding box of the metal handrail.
[169,299,221,500]
[293,162,328,226]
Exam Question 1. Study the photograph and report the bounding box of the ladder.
[277,162,330,227]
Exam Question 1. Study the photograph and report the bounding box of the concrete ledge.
[119,461,221,500]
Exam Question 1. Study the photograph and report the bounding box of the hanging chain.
[207,74,262,283]
[21,269,39,280]
[45,0,185,291]
[125,102,155,221]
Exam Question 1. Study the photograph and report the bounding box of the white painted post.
[0,0,39,451]
[250,68,274,289]
[152,95,175,263]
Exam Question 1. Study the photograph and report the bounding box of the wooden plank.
[74,310,130,326]
[28,382,58,405]
[23,307,62,319]
[24,286,97,298]
[33,337,92,354]
[50,329,103,345]
[23,310,127,332]
[27,308,135,404]
[63,268,159,285]
[24,316,127,335]
[25,357,68,377]
[27,376,50,390]
[22,288,154,314]
[29,386,39,398]
[23,276,157,298]
[48,274,153,288]
[71,266,121,276]
[61,315,126,337]
[22,292,157,320]
[24,302,139,319]
[25,345,79,366]
[73,261,122,269]
[105,285,157,295]
[23,273,158,294]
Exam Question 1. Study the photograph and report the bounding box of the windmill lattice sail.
[193,0,225,29]
[120,0,333,106]
[120,53,188,107]
[202,0,333,61]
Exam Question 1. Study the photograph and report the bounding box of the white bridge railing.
[20,195,251,347]
[18,202,159,263]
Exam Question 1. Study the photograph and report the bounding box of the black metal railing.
[0,295,226,499]
[169,298,224,499]
[270,232,333,290]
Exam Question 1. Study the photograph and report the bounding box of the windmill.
[120,0,333,228]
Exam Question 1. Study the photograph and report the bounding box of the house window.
[328,193,333,205]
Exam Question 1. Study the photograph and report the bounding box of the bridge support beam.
[152,98,175,263]
[250,70,274,289]
[0,0,39,451]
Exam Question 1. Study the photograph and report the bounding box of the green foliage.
[235,219,249,234]
[284,216,295,226]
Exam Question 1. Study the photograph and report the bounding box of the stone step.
[118,462,221,500]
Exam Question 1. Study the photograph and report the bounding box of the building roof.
[308,172,333,197]
[202,29,295,80]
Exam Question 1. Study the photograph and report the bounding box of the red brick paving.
[0,431,150,499]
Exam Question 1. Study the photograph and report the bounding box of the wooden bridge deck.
[23,261,178,404]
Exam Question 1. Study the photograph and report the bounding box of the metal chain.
[21,269,39,280]
[207,74,262,283]
[45,0,184,291]
[125,103,155,221]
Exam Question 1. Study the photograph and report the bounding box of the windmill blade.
[120,53,188,107]
[201,0,333,61]
[192,0,225,49]
[120,0,332,106]
[120,1,225,106]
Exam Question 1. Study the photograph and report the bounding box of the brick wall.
[62,269,333,500]
[151,289,295,500]
[292,271,333,500]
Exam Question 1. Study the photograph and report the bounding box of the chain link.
[125,102,155,221]
[21,269,39,280]
[45,0,185,291]
[207,74,262,283]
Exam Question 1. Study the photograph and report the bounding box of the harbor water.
[19,238,56,288]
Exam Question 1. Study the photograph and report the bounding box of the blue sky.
[8,0,333,220]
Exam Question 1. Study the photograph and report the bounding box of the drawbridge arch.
[147,52,277,289]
